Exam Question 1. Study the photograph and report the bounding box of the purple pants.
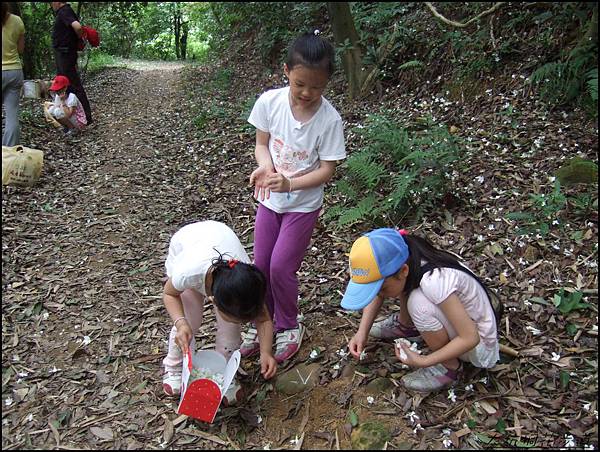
[254,204,320,332]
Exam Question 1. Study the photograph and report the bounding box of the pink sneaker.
[401,363,461,392]
[274,324,306,363]
[369,313,420,340]
[240,326,261,358]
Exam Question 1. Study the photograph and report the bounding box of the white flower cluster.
[395,338,421,361]
[190,367,225,389]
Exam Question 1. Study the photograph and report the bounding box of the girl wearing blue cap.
[341,228,500,392]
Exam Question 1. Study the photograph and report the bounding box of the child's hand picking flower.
[395,340,426,368]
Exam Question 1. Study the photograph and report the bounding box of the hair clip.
[398,229,409,237]
[228,259,239,269]
[314,29,321,36]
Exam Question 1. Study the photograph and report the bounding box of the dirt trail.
[2,63,243,449]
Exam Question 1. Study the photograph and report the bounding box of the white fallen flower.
[367,396,375,405]
[464,384,474,392]
[583,402,592,411]
[5,398,14,406]
[309,349,319,359]
[551,352,561,362]
[525,325,542,336]
[395,338,421,361]
[189,368,225,390]
[290,435,301,446]
[359,350,367,361]
[337,348,349,359]
[448,389,457,402]
[413,423,424,434]
[406,411,420,424]
[565,434,576,448]
[82,336,92,346]
[443,438,453,448]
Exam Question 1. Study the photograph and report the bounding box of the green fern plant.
[586,68,598,102]
[326,114,461,228]
[398,60,424,70]
[531,42,597,109]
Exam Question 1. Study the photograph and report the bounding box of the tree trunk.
[327,2,365,99]
[180,22,188,60]
[173,11,181,59]
[13,1,35,79]
[210,3,222,28]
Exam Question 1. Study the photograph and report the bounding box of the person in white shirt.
[243,31,346,363]
[161,221,277,404]
[47,74,87,135]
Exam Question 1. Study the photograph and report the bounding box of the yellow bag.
[2,145,44,186]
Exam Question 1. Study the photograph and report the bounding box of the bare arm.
[290,160,337,190]
[266,159,337,194]
[249,129,275,200]
[254,129,273,169]
[17,32,25,54]
[71,20,84,39]
[163,278,185,322]
[163,278,193,354]
[254,305,277,379]
[348,295,384,359]
[399,294,480,367]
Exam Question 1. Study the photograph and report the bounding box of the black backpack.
[419,262,504,327]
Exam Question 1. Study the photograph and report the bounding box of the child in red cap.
[47,75,87,135]
[341,228,501,393]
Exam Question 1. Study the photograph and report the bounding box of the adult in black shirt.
[51,2,92,124]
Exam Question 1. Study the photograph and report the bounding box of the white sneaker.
[240,326,260,358]
[162,370,182,397]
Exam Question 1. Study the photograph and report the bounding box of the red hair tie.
[398,229,408,237]
[228,259,239,269]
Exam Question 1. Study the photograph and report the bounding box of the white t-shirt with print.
[165,221,250,294]
[248,87,346,213]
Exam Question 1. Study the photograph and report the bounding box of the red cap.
[49,75,70,91]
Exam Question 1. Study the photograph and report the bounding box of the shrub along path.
[1,59,598,450]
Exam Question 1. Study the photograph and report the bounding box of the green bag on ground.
[2,145,44,186]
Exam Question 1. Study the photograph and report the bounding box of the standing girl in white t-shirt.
[161,221,277,404]
[341,228,500,392]
[244,31,346,363]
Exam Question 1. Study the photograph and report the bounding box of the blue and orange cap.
[340,228,409,311]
